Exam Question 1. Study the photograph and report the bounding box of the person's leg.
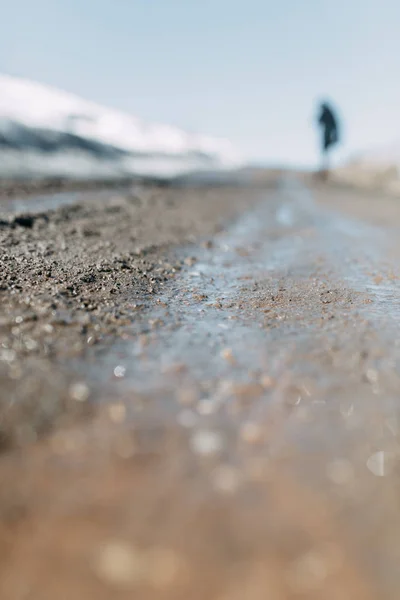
[320,132,330,180]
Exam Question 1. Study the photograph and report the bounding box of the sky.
[2,0,400,168]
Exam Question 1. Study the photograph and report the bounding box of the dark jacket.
[318,104,339,150]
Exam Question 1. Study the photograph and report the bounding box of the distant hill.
[0,75,243,180]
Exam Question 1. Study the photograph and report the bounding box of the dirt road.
[1,175,400,599]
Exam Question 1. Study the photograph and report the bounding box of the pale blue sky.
[2,0,400,167]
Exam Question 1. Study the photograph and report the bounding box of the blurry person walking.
[317,101,340,179]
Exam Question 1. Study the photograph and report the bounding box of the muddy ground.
[1,175,400,599]
[0,182,267,447]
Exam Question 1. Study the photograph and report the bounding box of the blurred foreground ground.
[1,174,400,599]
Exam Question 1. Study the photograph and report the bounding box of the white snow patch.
[0,74,243,180]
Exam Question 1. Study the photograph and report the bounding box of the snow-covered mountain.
[0,75,243,180]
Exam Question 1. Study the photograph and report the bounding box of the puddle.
[81,195,306,392]
[63,179,400,598]
[74,178,400,402]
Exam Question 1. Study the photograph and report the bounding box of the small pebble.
[212,465,241,494]
[190,429,223,456]
[0,349,16,363]
[197,398,218,416]
[184,256,197,266]
[366,368,378,384]
[114,365,126,378]
[25,338,38,351]
[69,382,90,402]
[108,403,127,423]
[367,451,385,477]
[94,541,145,588]
[260,374,274,389]
[221,348,236,365]
[177,386,197,406]
[240,421,264,445]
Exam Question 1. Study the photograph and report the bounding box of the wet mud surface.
[1,176,400,598]
[0,183,264,447]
